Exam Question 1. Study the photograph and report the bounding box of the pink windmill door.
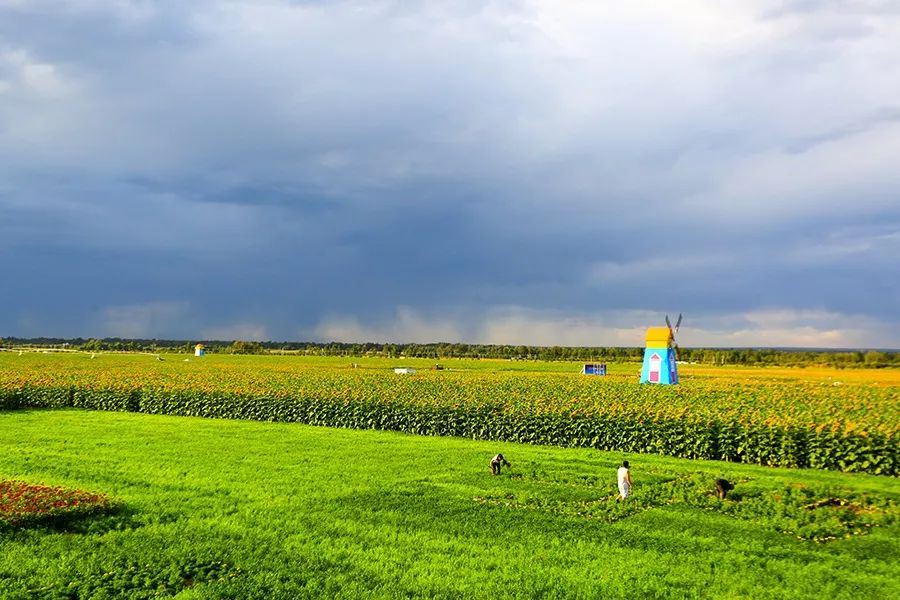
[649,353,661,383]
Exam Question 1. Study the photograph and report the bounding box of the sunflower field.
[1,353,897,475]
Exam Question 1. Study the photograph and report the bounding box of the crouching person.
[490,454,510,475]
[715,478,734,499]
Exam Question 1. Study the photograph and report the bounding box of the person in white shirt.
[617,460,632,501]
[490,453,511,475]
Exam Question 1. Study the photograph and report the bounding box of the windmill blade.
[675,313,683,333]
[665,314,672,330]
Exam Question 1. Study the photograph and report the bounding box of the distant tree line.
[1,337,898,368]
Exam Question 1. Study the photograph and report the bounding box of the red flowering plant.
[0,480,114,528]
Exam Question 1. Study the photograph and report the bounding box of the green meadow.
[2,410,898,599]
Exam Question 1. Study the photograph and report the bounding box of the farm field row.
[1,353,898,474]
[1,410,899,599]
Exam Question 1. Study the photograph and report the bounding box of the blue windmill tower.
[640,314,682,385]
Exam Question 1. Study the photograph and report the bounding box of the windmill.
[640,313,682,385]
[666,313,683,350]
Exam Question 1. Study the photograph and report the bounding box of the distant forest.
[2,337,898,368]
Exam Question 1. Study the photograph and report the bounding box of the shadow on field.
[325,470,900,548]
[0,505,166,539]
[328,482,627,542]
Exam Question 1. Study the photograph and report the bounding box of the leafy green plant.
[2,354,898,475]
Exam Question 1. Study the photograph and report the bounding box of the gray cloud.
[1,1,899,347]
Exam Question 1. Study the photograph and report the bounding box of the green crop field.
[2,352,899,598]
[1,410,899,599]
[2,353,898,475]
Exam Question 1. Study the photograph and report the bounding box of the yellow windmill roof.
[645,327,672,344]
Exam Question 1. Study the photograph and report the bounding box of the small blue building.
[582,363,607,376]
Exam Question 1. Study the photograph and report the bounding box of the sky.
[2,0,899,348]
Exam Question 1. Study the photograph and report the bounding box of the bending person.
[490,454,511,475]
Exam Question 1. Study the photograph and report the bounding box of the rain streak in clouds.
[1,0,899,348]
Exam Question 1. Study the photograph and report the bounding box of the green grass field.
[2,410,898,599]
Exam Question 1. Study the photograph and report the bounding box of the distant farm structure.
[581,363,607,376]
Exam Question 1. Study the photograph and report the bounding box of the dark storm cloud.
[1,1,899,347]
